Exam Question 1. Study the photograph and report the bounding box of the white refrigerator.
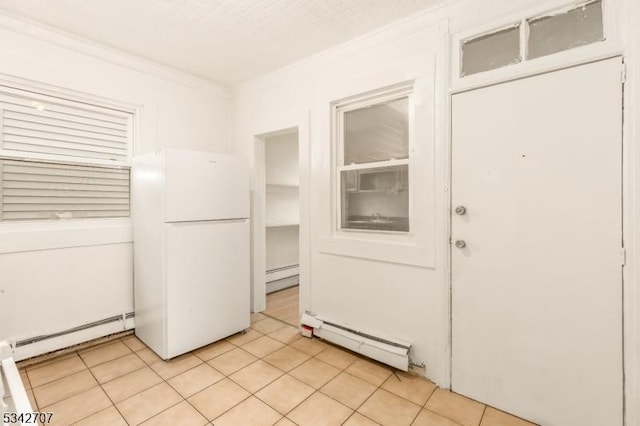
[132,148,250,359]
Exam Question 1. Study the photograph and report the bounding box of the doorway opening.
[252,127,300,325]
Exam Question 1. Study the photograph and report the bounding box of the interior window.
[336,90,411,233]
[343,97,409,164]
[527,0,604,60]
[461,24,521,77]
[458,0,606,78]
[0,85,133,221]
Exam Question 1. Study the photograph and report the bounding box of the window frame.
[333,82,415,235]
[451,0,619,90]
[0,75,137,224]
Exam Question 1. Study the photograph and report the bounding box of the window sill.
[0,218,133,254]
[317,235,433,268]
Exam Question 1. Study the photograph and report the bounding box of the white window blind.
[0,82,133,222]
[0,159,130,221]
[0,86,130,162]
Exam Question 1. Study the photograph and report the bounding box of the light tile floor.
[17,313,536,425]
[264,286,299,326]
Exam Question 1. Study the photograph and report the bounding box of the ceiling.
[0,0,442,86]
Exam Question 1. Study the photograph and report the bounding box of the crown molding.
[0,11,232,99]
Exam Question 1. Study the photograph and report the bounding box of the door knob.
[455,240,466,249]
[455,206,467,215]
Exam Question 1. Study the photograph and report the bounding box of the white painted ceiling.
[0,0,442,86]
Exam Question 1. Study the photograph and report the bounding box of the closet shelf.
[266,184,299,192]
[266,222,299,228]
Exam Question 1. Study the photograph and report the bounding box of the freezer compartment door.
[164,149,249,222]
[164,219,250,358]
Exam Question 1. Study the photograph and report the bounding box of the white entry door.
[451,58,623,426]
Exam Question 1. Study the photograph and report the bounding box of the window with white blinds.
[0,159,130,221]
[0,83,133,222]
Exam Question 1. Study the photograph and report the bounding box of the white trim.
[0,11,230,98]
[621,0,640,423]
[251,135,267,313]
[317,236,431,268]
[332,82,415,112]
[0,219,132,253]
[434,19,452,389]
[338,159,410,172]
[251,124,304,314]
[451,51,623,95]
[0,75,139,114]
[298,109,312,321]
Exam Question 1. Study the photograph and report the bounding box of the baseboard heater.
[1,341,32,423]
[266,264,299,294]
[266,264,299,282]
[10,312,135,362]
[300,312,411,371]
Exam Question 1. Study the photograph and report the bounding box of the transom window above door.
[459,0,605,78]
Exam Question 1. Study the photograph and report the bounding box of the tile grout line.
[75,346,128,425]
[80,337,180,425]
[19,368,36,411]
[305,343,378,425]
[136,346,220,424]
[416,388,468,425]
[179,330,290,424]
[252,314,420,425]
[221,331,332,423]
[30,353,94,413]
[99,337,211,425]
[479,404,488,426]
[156,347,228,424]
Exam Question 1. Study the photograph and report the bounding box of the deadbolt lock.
[455,240,466,249]
[455,206,467,215]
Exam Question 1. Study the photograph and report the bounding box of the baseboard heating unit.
[266,264,299,294]
[1,341,32,424]
[300,312,411,371]
[11,312,135,362]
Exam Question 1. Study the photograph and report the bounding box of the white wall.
[0,14,231,357]
[266,227,299,272]
[232,0,639,409]
[233,3,443,383]
[266,132,299,186]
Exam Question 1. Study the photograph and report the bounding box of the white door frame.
[450,57,623,425]
[252,126,297,312]
[436,11,637,424]
[250,111,311,318]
